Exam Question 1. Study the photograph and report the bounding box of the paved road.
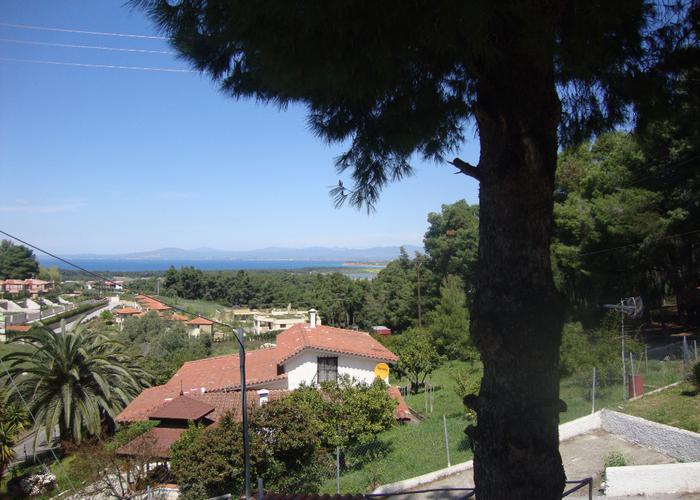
[10,428,56,467]
[53,296,120,332]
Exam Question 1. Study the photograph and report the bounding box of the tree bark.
[467,50,566,498]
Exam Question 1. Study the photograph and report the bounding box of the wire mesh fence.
[560,340,696,421]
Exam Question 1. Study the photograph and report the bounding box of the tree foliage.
[393,328,443,393]
[426,275,476,362]
[0,240,39,280]
[2,322,152,447]
[170,397,333,498]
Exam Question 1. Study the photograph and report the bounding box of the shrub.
[692,361,700,391]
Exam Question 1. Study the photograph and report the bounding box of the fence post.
[629,353,636,398]
[683,336,689,374]
[644,344,648,374]
[257,478,263,500]
[695,340,698,362]
[591,367,596,414]
[443,415,451,467]
[336,446,340,494]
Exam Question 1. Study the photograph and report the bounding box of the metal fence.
[560,340,696,420]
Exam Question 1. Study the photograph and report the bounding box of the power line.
[0,229,238,341]
[0,37,176,54]
[0,21,169,40]
[0,57,195,73]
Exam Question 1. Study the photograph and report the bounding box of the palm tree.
[0,390,27,476]
[2,320,151,448]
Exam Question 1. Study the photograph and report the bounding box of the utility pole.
[237,328,251,500]
[621,299,626,400]
[415,255,422,327]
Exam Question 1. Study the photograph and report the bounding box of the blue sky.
[0,1,479,254]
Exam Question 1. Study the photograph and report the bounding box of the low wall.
[371,460,474,495]
[601,409,700,462]
[559,411,601,442]
[605,462,700,496]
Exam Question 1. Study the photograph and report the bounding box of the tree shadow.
[680,389,698,397]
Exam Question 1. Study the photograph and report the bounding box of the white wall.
[601,409,700,462]
[605,462,700,496]
[284,349,389,390]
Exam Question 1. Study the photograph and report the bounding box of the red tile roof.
[6,325,32,332]
[166,313,189,322]
[148,395,215,421]
[276,324,398,364]
[116,384,288,424]
[114,307,141,315]
[168,347,284,393]
[116,427,185,458]
[188,317,214,325]
[388,386,412,421]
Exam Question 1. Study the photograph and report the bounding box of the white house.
[117,309,398,423]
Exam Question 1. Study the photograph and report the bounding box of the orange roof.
[149,395,215,421]
[116,383,288,424]
[188,317,214,326]
[6,325,32,332]
[166,313,189,322]
[114,307,141,315]
[116,427,185,458]
[168,347,284,393]
[146,302,171,311]
[276,324,398,364]
[388,387,411,421]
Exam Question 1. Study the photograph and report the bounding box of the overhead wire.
[0,57,195,73]
[0,37,176,54]
[0,21,169,40]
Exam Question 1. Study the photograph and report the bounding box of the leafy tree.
[135,1,696,495]
[424,201,479,296]
[288,377,396,453]
[394,328,443,393]
[38,265,62,284]
[0,240,39,279]
[145,324,212,384]
[171,397,331,498]
[2,322,151,447]
[427,275,476,362]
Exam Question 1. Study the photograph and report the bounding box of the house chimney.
[308,308,317,328]
[257,389,269,406]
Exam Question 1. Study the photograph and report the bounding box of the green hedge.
[39,299,109,327]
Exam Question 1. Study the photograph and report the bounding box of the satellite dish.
[603,296,643,318]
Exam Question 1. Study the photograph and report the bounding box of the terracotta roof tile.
[6,325,32,332]
[276,324,398,364]
[188,317,214,325]
[148,395,215,421]
[167,347,284,392]
[166,313,189,322]
[114,307,141,315]
[116,427,185,458]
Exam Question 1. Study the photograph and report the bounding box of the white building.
[117,309,399,423]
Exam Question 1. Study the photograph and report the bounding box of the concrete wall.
[605,462,700,496]
[285,349,389,389]
[559,411,601,442]
[601,409,700,462]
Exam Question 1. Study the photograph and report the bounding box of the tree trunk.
[468,51,566,498]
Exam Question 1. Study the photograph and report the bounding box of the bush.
[692,362,700,391]
[451,366,482,420]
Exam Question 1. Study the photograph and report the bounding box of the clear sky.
[0,1,480,255]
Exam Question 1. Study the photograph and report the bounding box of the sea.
[38,258,356,273]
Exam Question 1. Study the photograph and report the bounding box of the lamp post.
[235,327,251,500]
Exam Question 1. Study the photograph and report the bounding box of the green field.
[619,381,700,433]
[320,357,690,493]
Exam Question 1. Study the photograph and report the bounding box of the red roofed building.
[118,310,399,424]
[187,316,214,337]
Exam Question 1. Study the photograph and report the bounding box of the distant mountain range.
[53,245,423,262]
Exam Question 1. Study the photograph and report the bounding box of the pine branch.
[448,158,480,181]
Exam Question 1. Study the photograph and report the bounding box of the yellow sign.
[374,362,390,380]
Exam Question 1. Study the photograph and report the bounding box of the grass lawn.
[153,295,227,318]
[320,360,475,493]
[321,357,690,493]
[618,381,700,433]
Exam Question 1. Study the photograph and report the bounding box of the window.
[317,356,338,383]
